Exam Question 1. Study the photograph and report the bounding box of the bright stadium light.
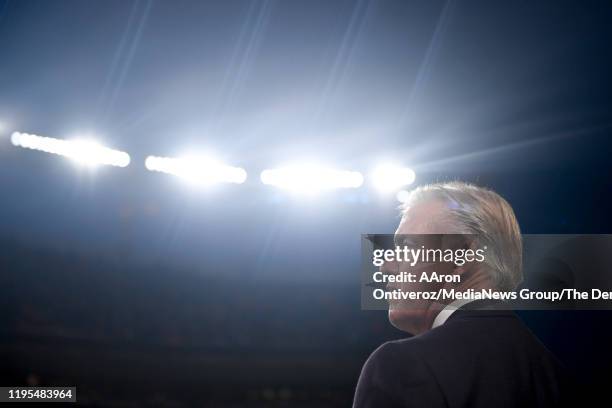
[260,164,364,193]
[144,155,247,185]
[10,132,130,167]
[371,164,416,192]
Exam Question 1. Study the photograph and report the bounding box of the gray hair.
[402,181,523,291]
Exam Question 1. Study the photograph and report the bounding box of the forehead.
[396,199,450,235]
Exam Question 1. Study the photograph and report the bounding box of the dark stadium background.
[1,0,611,406]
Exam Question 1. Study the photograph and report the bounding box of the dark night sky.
[0,0,610,279]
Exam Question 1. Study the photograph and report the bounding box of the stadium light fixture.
[144,155,247,185]
[10,132,130,168]
[370,164,416,192]
[260,164,364,193]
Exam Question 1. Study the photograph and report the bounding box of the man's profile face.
[384,199,456,334]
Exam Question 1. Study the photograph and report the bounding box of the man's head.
[384,181,523,334]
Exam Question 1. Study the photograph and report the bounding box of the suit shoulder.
[355,339,446,407]
[370,337,422,359]
[364,338,427,375]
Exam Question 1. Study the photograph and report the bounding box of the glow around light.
[371,164,416,192]
[260,164,364,193]
[396,189,411,203]
[10,132,130,167]
[144,155,247,185]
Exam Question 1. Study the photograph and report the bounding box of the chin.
[388,308,425,335]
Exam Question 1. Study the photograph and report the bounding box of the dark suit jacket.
[353,304,572,408]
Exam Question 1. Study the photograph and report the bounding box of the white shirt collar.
[432,298,475,329]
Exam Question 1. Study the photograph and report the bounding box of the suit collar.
[446,299,515,322]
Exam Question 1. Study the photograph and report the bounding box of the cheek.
[400,262,446,292]
[438,261,456,275]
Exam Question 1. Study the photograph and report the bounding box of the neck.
[422,269,495,332]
